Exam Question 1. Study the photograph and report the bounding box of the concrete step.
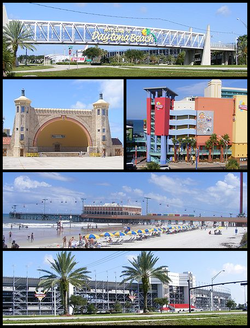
[39,152,89,157]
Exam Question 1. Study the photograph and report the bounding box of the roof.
[144,86,178,97]
[3,137,11,145]
[112,138,122,146]
[170,304,196,309]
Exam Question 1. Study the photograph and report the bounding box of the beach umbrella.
[151,228,158,232]
[127,230,138,235]
[144,228,151,233]
[114,231,126,237]
[157,228,163,232]
[137,229,145,234]
[99,232,114,237]
[86,234,99,239]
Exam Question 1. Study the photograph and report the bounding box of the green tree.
[209,133,218,160]
[87,303,97,314]
[82,47,102,61]
[226,299,237,311]
[237,35,247,65]
[225,158,240,170]
[141,162,161,170]
[38,251,91,315]
[120,251,171,313]
[125,49,144,63]
[205,139,213,163]
[219,134,230,163]
[69,295,87,314]
[3,20,36,67]
[3,37,14,76]
[172,138,179,162]
[124,301,133,313]
[154,297,169,313]
[112,301,123,313]
[176,51,186,65]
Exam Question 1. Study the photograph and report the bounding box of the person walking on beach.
[9,231,12,239]
[235,228,238,235]
[78,234,83,244]
[84,235,89,248]
[31,233,34,242]
[62,236,67,248]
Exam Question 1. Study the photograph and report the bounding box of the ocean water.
[126,119,144,136]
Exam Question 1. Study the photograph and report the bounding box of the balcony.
[169,128,196,136]
[169,119,197,126]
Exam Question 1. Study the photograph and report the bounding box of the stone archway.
[33,117,92,153]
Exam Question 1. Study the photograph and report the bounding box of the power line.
[30,3,238,35]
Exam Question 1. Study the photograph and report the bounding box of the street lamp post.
[211,270,225,311]
[237,18,247,29]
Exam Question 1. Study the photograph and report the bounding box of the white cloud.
[75,3,87,7]
[38,173,72,182]
[176,81,208,98]
[149,173,196,195]
[199,173,247,210]
[122,186,132,193]
[14,176,51,191]
[216,5,231,16]
[100,80,124,109]
[71,101,93,109]
[140,6,148,13]
[43,254,55,266]
[218,263,247,276]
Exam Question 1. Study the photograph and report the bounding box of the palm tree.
[172,138,179,162]
[209,133,218,161]
[3,37,14,76]
[120,251,171,313]
[205,139,213,163]
[38,251,91,315]
[3,20,36,67]
[220,134,230,163]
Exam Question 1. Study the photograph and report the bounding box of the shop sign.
[91,27,157,44]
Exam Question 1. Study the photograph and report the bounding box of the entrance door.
[3,149,7,156]
[20,149,24,157]
[54,144,61,152]
[115,149,121,156]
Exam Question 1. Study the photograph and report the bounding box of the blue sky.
[3,79,124,144]
[127,79,248,119]
[3,2,247,56]
[2,250,247,304]
[3,172,247,217]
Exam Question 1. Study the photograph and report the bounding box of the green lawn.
[13,66,247,77]
[3,313,247,326]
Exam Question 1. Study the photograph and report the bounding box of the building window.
[20,134,24,141]
[102,109,106,115]
[102,128,105,133]
[97,129,100,132]
[21,106,25,113]
[97,109,100,115]
[102,135,106,141]
[21,127,24,131]
[16,106,19,113]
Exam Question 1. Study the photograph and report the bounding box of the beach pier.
[9,212,82,221]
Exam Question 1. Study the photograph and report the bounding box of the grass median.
[13,66,247,77]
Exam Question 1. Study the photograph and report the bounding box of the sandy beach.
[3,223,246,249]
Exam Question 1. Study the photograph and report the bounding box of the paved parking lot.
[3,156,124,170]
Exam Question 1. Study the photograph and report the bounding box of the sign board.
[196,111,214,135]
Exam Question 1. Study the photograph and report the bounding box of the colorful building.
[145,80,247,164]
[84,203,142,216]
[232,95,247,160]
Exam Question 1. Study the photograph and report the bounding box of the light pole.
[211,270,225,311]
[237,18,247,28]
[54,286,57,316]
[42,199,48,219]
